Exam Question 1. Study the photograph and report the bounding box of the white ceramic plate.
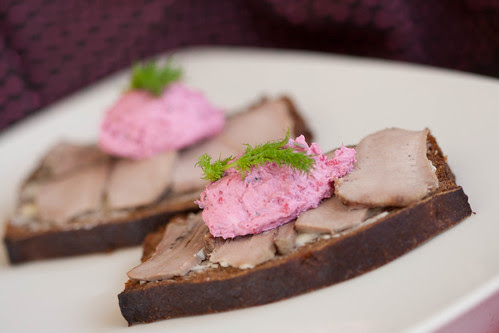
[0,48,498,333]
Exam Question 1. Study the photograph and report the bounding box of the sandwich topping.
[99,61,225,159]
[127,128,445,281]
[13,98,299,230]
[196,135,356,239]
[335,128,439,206]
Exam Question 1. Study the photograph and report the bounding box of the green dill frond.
[129,60,182,96]
[196,132,315,182]
[195,154,234,182]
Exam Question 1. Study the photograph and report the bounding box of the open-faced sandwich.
[3,62,311,263]
[118,128,471,325]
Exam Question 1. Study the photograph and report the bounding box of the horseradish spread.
[99,63,225,159]
[196,135,356,238]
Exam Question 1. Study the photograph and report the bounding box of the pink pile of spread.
[196,135,356,239]
[99,83,225,159]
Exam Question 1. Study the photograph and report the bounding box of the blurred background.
[1,0,498,131]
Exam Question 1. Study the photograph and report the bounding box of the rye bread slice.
[3,96,311,264]
[118,132,472,325]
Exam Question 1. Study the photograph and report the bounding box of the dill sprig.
[196,133,315,182]
[129,60,182,96]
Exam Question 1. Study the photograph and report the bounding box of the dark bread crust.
[4,200,197,263]
[4,96,311,264]
[5,213,166,263]
[118,132,472,325]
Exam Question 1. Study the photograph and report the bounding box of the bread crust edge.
[118,186,471,325]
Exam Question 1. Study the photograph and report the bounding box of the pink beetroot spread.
[99,83,225,159]
[196,136,356,239]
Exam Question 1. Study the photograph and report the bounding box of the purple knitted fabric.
[1,0,498,130]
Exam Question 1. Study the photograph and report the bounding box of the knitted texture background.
[1,0,498,130]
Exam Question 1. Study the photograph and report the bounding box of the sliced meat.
[36,163,109,224]
[295,197,368,234]
[141,214,201,262]
[155,214,200,254]
[274,222,296,255]
[209,230,276,269]
[220,98,295,147]
[170,98,296,194]
[41,143,108,178]
[106,151,177,209]
[128,214,208,281]
[203,233,225,254]
[335,128,439,207]
[170,137,239,194]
